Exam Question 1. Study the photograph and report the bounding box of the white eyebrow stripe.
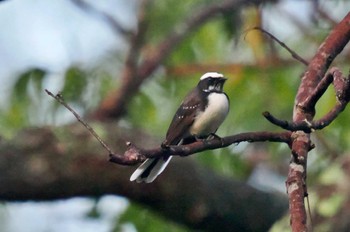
[200,72,224,80]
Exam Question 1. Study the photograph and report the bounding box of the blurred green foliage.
[61,67,88,102]
[0,68,45,137]
[114,203,187,232]
[0,65,115,138]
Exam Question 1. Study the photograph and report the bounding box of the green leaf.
[61,66,88,102]
[12,68,46,102]
[4,68,47,133]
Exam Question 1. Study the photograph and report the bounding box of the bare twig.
[45,89,114,155]
[263,111,313,133]
[264,101,349,133]
[248,27,309,66]
[306,194,313,232]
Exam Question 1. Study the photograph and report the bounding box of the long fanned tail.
[130,156,173,183]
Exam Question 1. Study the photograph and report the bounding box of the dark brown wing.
[162,88,203,146]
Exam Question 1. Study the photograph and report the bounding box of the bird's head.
[198,72,227,93]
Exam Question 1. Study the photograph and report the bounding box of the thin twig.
[45,89,114,155]
[263,111,313,132]
[248,27,309,66]
[306,194,313,232]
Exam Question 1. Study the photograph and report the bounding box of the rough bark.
[287,12,350,232]
[0,123,287,231]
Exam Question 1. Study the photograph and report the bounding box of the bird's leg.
[209,133,224,146]
[160,142,172,160]
[194,134,224,146]
[193,135,205,143]
[161,142,170,150]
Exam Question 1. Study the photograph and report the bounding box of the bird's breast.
[190,93,229,136]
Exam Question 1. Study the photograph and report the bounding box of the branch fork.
[263,68,350,133]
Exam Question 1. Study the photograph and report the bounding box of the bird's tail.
[130,156,172,183]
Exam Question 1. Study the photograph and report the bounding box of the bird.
[130,72,229,183]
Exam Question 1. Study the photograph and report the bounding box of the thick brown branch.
[302,69,335,107]
[287,131,311,232]
[288,12,350,232]
[109,131,292,165]
[93,0,148,119]
[312,68,350,129]
[0,125,288,232]
[295,13,350,120]
[333,68,350,102]
[312,101,347,130]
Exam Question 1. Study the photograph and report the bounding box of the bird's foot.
[194,134,224,146]
[161,142,170,150]
[209,133,225,146]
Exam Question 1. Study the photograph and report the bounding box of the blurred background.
[1,0,350,231]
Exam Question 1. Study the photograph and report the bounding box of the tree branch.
[250,27,309,66]
[295,13,350,120]
[46,88,292,167]
[263,68,350,133]
[109,131,292,165]
[93,0,148,119]
[46,88,292,178]
[287,12,350,232]
[263,111,313,133]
